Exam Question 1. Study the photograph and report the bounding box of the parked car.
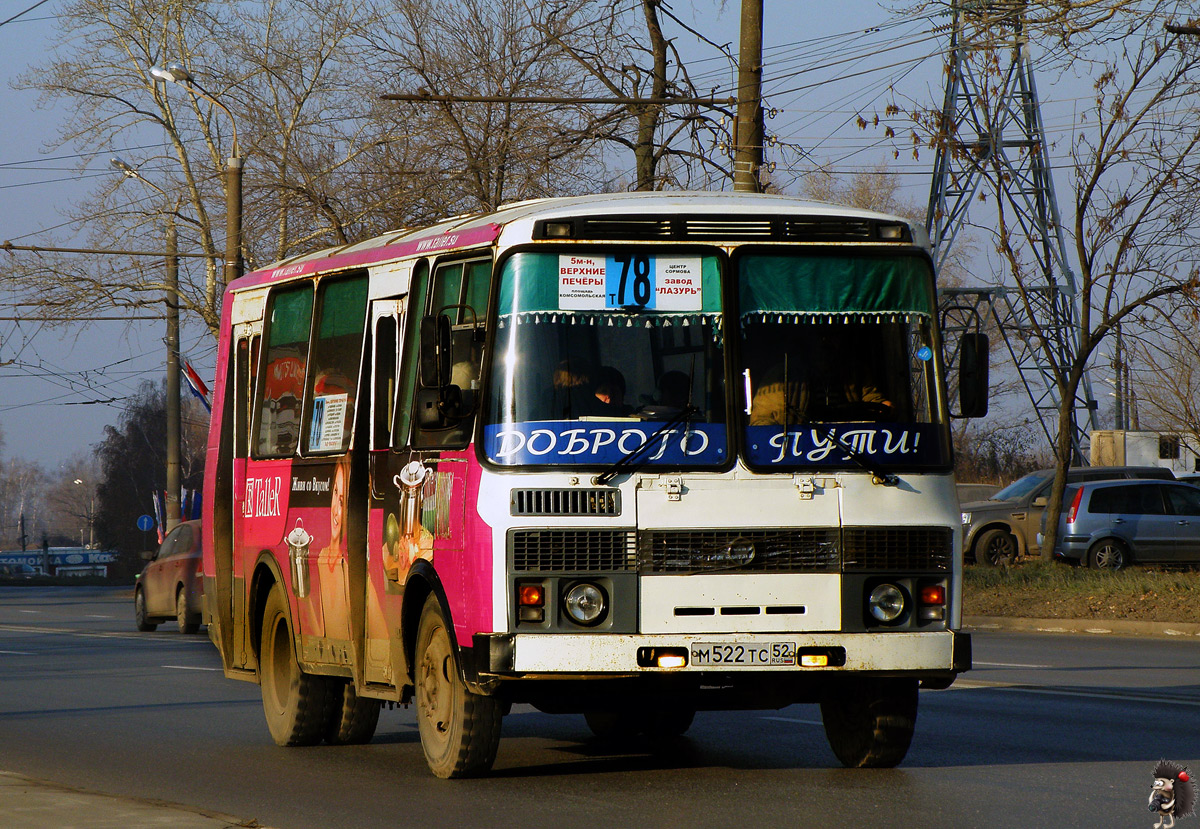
[0,563,39,579]
[134,519,203,633]
[961,466,1176,566]
[1043,479,1200,570]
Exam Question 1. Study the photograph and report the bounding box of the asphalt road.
[1,586,1197,829]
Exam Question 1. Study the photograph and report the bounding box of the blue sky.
[0,1,990,469]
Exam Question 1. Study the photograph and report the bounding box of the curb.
[964,615,1200,639]
[1,771,269,829]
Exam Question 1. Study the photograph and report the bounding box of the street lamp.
[150,62,243,285]
[73,478,95,549]
[110,157,182,533]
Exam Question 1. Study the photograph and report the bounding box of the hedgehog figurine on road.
[1150,760,1195,829]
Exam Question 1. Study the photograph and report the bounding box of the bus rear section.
[201,193,974,778]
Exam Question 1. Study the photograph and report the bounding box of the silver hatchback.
[1046,480,1200,570]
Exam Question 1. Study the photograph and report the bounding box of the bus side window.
[234,336,259,459]
[373,314,400,450]
[415,258,491,448]
[254,285,314,458]
[304,274,369,455]
[393,261,430,449]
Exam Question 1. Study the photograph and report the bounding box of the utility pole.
[165,211,181,533]
[927,0,1098,464]
[733,0,764,192]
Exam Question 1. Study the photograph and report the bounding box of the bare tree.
[1000,13,1200,559]
[535,0,736,191]
[362,0,608,216]
[1129,298,1200,456]
[42,453,101,548]
[0,457,48,551]
[13,0,384,335]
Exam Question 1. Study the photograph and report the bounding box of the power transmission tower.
[927,0,1098,463]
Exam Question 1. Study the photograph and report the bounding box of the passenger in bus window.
[593,366,633,417]
[656,370,691,410]
[551,358,598,419]
[750,363,808,426]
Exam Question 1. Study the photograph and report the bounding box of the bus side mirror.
[415,385,464,429]
[419,314,452,389]
[958,333,989,418]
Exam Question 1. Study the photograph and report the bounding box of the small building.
[0,548,117,577]
[1091,429,1200,476]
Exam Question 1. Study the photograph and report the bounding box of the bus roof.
[232,191,927,292]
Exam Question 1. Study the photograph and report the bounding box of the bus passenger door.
[231,326,261,670]
[365,298,405,685]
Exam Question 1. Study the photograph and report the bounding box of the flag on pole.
[183,360,212,412]
[151,491,165,544]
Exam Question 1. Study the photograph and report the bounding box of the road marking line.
[949,679,1200,708]
[18,610,39,614]
[0,623,208,642]
[0,650,34,655]
[975,661,1049,668]
[86,615,113,619]
[162,665,221,671]
[761,716,822,726]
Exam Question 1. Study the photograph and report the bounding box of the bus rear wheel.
[259,585,333,746]
[324,679,382,745]
[415,595,502,778]
[820,677,918,768]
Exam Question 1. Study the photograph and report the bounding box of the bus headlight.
[867,583,907,624]
[563,582,607,626]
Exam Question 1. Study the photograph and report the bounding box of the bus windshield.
[483,250,728,468]
[736,251,950,470]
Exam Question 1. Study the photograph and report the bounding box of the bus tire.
[583,710,640,740]
[642,705,695,739]
[176,589,200,634]
[324,680,382,745]
[820,677,918,768]
[415,595,502,778]
[135,587,157,632]
[259,585,333,746]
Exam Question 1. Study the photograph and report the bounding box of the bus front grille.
[508,526,952,574]
[841,527,953,571]
[510,530,637,572]
[510,488,621,517]
[638,529,840,573]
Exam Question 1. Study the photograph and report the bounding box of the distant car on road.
[961,466,1176,566]
[0,563,39,579]
[1044,479,1200,570]
[134,519,203,633]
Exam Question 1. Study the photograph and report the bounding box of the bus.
[201,192,982,778]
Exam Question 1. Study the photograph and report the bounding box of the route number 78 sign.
[558,254,702,311]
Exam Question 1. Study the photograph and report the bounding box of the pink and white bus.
[202,192,979,777]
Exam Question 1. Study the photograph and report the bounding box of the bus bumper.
[486,629,970,676]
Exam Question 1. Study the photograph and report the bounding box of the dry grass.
[963,561,1200,622]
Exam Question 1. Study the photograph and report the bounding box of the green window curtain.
[738,254,934,317]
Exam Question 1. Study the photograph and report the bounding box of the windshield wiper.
[592,404,699,486]
[825,427,899,487]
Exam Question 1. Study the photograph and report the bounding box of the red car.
[134,519,203,633]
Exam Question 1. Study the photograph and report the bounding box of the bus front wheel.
[259,585,333,746]
[415,595,503,778]
[820,677,918,768]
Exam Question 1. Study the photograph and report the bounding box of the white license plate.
[690,642,797,667]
